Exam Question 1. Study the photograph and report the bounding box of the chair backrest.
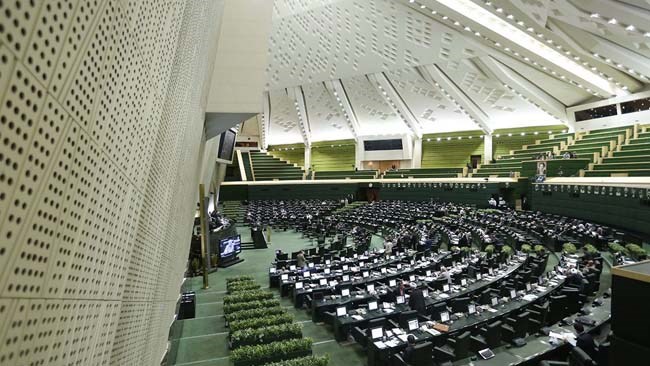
[514,311,530,337]
[399,310,418,329]
[486,320,502,347]
[569,346,595,366]
[412,341,433,365]
[454,331,471,359]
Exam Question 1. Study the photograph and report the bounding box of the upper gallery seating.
[561,126,633,164]
[471,132,574,178]
[382,167,466,178]
[250,151,305,180]
[584,125,650,177]
[312,170,378,180]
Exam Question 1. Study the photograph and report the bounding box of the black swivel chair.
[471,320,503,352]
[528,301,549,334]
[352,317,385,348]
[433,330,471,362]
[392,341,433,366]
[502,311,529,343]
[548,294,569,325]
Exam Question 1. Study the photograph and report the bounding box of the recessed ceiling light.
[608,18,617,25]
[626,25,635,31]
[590,13,599,18]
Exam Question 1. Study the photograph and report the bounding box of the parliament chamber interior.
[1,1,650,366]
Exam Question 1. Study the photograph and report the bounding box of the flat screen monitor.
[295,282,303,289]
[426,270,432,277]
[341,288,350,297]
[371,327,383,340]
[526,283,532,292]
[381,268,387,274]
[422,289,429,297]
[367,284,375,293]
[290,265,296,271]
[442,284,450,292]
[216,128,236,163]
[389,279,397,287]
[308,262,315,268]
[269,268,276,273]
[510,289,517,299]
[303,271,310,278]
[319,279,327,286]
[396,296,405,304]
[409,275,416,282]
[324,268,330,274]
[440,311,450,322]
[219,235,241,258]
[281,274,288,281]
[460,278,467,286]
[468,304,476,315]
[491,297,498,306]
[336,307,347,317]
[342,265,349,271]
[408,319,419,331]
[396,264,402,269]
[342,275,350,282]
[368,301,378,311]
[476,273,482,280]
[363,271,369,278]
[325,260,331,265]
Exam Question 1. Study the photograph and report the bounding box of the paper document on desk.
[523,294,538,301]
[386,339,399,347]
[424,328,441,336]
[392,328,403,335]
[383,308,394,313]
[487,308,498,313]
[439,293,449,299]
[374,341,386,349]
[352,315,363,320]
[563,333,577,346]
[397,334,409,342]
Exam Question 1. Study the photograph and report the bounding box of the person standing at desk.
[384,240,394,257]
[296,250,306,268]
[408,287,426,316]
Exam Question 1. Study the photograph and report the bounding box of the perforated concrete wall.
[0,1,219,365]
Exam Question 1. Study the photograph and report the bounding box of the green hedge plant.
[228,282,262,293]
[485,245,495,255]
[520,244,532,253]
[224,291,274,305]
[230,338,313,366]
[608,242,628,255]
[230,313,294,333]
[562,243,577,254]
[534,245,546,254]
[231,323,302,349]
[262,355,329,366]
[583,244,599,256]
[625,244,647,260]
[501,245,513,257]
[225,307,286,323]
[227,276,255,284]
[224,299,281,315]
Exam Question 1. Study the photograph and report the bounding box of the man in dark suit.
[574,323,597,360]
[408,288,427,316]
[401,334,417,363]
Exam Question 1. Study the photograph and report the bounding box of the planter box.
[233,349,312,366]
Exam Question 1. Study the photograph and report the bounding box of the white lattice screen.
[0,0,219,365]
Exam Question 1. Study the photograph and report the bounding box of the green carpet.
[169,227,372,366]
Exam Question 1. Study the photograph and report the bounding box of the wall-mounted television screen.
[217,129,237,163]
[219,235,241,258]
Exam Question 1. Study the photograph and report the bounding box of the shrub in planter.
[227,276,255,284]
[608,242,628,255]
[230,338,313,366]
[501,245,513,257]
[562,243,577,255]
[450,246,460,252]
[534,245,546,254]
[583,244,599,256]
[231,323,302,349]
[262,355,329,366]
[224,299,281,315]
[625,244,647,260]
[485,245,495,255]
[520,244,532,253]
[230,313,294,333]
[228,282,262,293]
[224,291,274,305]
[225,307,286,323]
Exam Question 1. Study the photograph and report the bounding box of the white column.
[304,145,312,172]
[483,134,493,164]
[355,139,364,169]
[412,137,422,168]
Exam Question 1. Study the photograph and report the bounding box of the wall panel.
[0,0,220,365]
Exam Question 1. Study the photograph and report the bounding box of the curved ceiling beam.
[418,64,493,135]
[325,80,360,139]
[287,87,312,147]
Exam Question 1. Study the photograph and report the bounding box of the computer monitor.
[359,262,365,267]
[491,297,498,307]
[510,289,517,299]
[368,301,378,311]
[451,296,471,313]
[308,262,315,268]
[320,279,327,286]
[303,271,310,278]
[426,270,432,277]
[269,267,276,273]
[396,296,405,304]
[342,265,349,271]
[219,235,241,259]
[460,278,467,286]
[476,273,482,280]
[363,271,369,278]
[468,303,476,315]
[370,327,383,340]
[341,288,350,297]
[324,268,330,274]
[488,268,494,275]
[336,307,347,317]
[342,275,350,282]
[389,279,397,287]
[440,311,450,322]
[281,274,289,280]
[295,282,303,289]
[290,265,296,271]
[407,319,419,331]
[442,284,450,292]
[526,283,532,292]
[329,281,336,287]
[325,260,331,265]
[422,289,429,297]
[409,275,416,282]
[396,264,402,269]
[381,268,387,274]
[367,284,375,293]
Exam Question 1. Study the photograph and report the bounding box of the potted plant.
[520,244,532,254]
[534,245,546,255]
[562,243,577,255]
[625,244,647,261]
[501,245,513,258]
[583,244,599,258]
[450,245,460,253]
[230,338,313,366]
[263,355,329,366]
[485,245,495,256]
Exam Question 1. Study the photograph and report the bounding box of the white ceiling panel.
[302,82,355,141]
[268,89,304,145]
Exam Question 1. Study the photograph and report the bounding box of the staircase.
[221,201,245,222]
[250,151,304,180]
[583,125,650,177]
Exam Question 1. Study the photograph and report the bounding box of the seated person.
[401,334,417,363]
[574,323,597,359]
